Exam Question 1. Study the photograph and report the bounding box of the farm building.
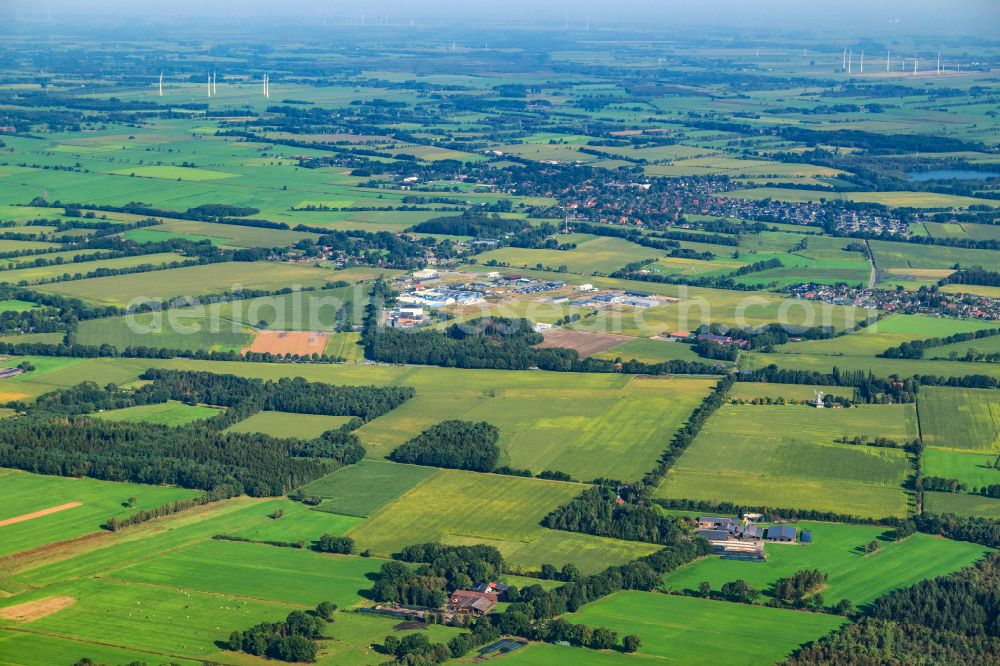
[449,589,497,615]
[766,525,797,542]
[471,582,510,600]
[697,516,739,531]
[800,530,814,543]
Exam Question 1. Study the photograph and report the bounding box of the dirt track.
[0,502,82,527]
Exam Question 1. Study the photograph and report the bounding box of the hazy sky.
[17,0,1000,36]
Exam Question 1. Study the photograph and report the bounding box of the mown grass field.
[924,491,1000,518]
[304,459,439,517]
[90,400,221,426]
[918,386,1000,453]
[565,592,846,666]
[225,411,355,439]
[344,469,659,573]
[657,404,918,518]
[0,470,200,557]
[662,520,991,606]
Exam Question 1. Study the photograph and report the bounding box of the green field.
[662,520,990,606]
[918,386,1000,452]
[225,500,364,542]
[729,382,856,402]
[774,314,992,358]
[111,538,382,606]
[591,337,707,364]
[924,491,1000,518]
[2,357,711,484]
[725,187,996,209]
[38,261,335,306]
[225,410,355,439]
[869,239,1000,271]
[476,235,664,275]
[923,447,1000,489]
[742,349,1000,381]
[344,469,659,573]
[304,459,439,517]
[0,299,38,313]
[0,470,200,557]
[564,592,846,665]
[657,404,919,518]
[0,252,188,285]
[90,400,221,426]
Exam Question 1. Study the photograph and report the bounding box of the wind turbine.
[158,71,163,97]
[212,71,217,96]
[848,49,852,75]
[860,50,864,74]
[937,52,941,74]
[886,49,890,72]
[207,72,211,97]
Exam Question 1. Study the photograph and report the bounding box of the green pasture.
[924,492,1000,519]
[591,337,707,364]
[918,386,1000,453]
[38,261,335,305]
[663,521,990,606]
[475,235,664,275]
[657,404,919,518]
[225,410,355,439]
[94,358,715,483]
[225,500,363,542]
[90,400,221,426]
[729,382,856,401]
[565,592,845,666]
[345,469,658,573]
[724,187,996,209]
[129,218,319,248]
[0,299,37,313]
[869,239,1000,271]
[304,459,438,517]
[923,447,1000,489]
[741,349,1000,381]
[110,538,381,606]
[774,314,992,358]
[0,252,186,285]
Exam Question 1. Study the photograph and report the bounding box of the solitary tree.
[622,635,642,653]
